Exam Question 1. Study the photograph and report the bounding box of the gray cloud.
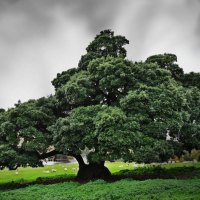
[0,0,199,109]
[0,1,54,43]
[55,0,123,32]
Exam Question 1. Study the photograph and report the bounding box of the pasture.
[0,162,200,200]
[0,162,134,184]
[1,162,199,185]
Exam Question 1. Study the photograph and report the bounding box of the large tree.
[1,30,200,180]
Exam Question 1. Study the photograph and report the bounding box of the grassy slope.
[1,179,200,200]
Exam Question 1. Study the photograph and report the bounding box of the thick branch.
[73,155,86,168]
[37,149,62,159]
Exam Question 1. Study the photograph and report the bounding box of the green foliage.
[0,97,56,169]
[182,72,200,89]
[0,109,5,113]
[131,62,173,87]
[119,81,189,163]
[88,57,133,98]
[50,105,140,162]
[177,87,200,150]
[52,68,78,91]
[146,53,184,81]
[78,29,129,70]
[56,71,95,107]
[146,53,177,67]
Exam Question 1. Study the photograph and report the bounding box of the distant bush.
[115,165,200,180]
[181,149,200,162]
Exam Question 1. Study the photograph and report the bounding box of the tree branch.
[37,149,62,159]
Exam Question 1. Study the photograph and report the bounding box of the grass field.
[1,161,200,185]
[0,162,200,200]
[0,161,137,184]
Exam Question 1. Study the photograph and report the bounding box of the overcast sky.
[0,0,200,109]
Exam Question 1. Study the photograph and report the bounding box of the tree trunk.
[74,155,111,180]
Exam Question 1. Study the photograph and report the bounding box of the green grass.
[0,163,78,184]
[0,161,135,185]
[0,178,200,200]
[0,161,200,185]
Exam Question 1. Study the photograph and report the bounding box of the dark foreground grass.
[0,178,200,200]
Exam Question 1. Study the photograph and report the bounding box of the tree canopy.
[1,29,200,179]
